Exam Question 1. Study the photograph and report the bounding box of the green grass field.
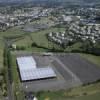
[37,82,100,100]
[0,24,82,53]
[80,53,100,67]
[0,26,27,99]
[65,42,82,52]
[10,53,24,100]
[0,40,4,69]
[15,27,65,52]
[68,92,100,100]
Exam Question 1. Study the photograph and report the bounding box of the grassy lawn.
[80,53,100,67]
[0,26,25,99]
[38,82,100,100]
[15,27,65,52]
[15,35,33,47]
[30,28,65,46]
[65,42,82,52]
[0,40,4,69]
[0,41,5,98]
[0,26,29,37]
[10,26,83,53]
[0,37,6,99]
[10,53,24,100]
[67,92,100,100]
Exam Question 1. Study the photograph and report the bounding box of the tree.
[31,42,37,47]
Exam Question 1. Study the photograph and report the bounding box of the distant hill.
[0,0,84,3]
[0,0,100,4]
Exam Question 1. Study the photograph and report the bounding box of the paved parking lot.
[57,53,100,84]
[17,53,100,92]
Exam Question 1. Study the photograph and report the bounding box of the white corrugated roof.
[17,56,56,81]
[20,67,56,81]
[17,56,37,70]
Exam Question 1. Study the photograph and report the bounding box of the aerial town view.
[0,0,100,100]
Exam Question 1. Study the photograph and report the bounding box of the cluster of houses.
[13,7,53,18]
[0,7,53,31]
[47,31,73,46]
[69,22,100,43]
[47,21,100,46]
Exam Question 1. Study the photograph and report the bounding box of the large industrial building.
[15,54,100,92]
[16,56,56,82]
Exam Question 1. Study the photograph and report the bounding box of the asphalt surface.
[57,53,100,84]
[52,60,72,81]
[20,54,82,92]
